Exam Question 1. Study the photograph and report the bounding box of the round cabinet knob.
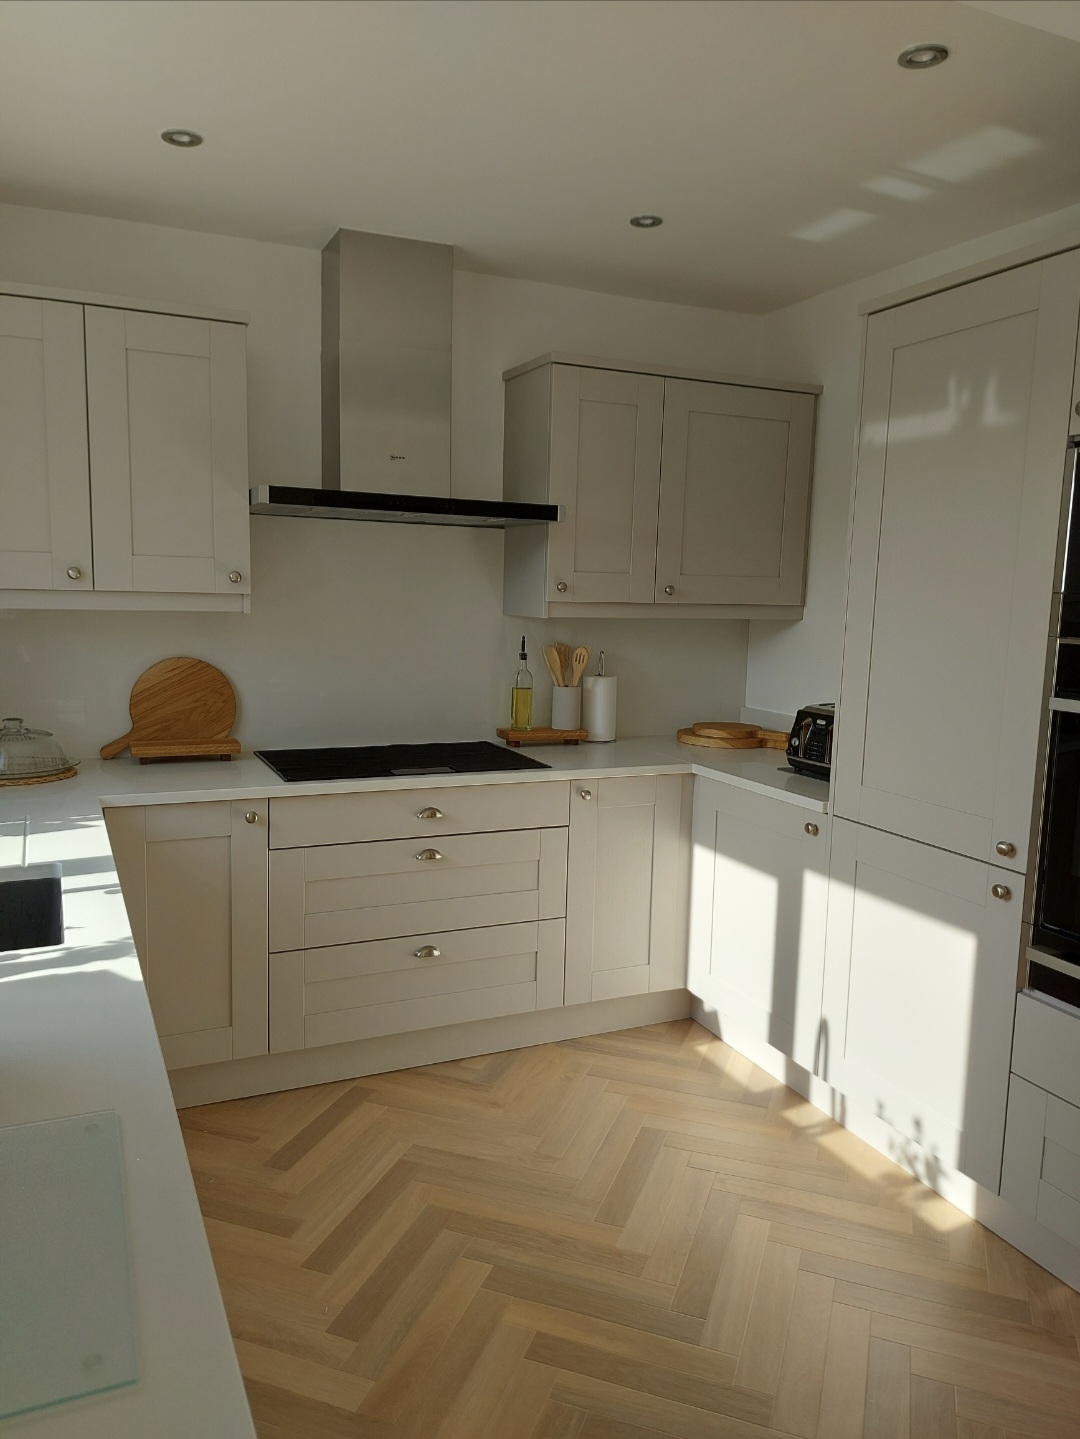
[556,582,568,594]
[804,822,819,837]
[228,571,243,584]
[664,585,675,596]
[66,566,82,581]
[991,883,1012,901]
[995,840,1016,857]
[414,945,441,960]
[244,811,260,824]
[416,807,444,820]
[414,848,443,861]
[579,788,592,801]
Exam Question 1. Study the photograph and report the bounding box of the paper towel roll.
[582,675,617,741]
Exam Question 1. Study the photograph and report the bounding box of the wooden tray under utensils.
[497,727,588,748]
[100,657,240,763]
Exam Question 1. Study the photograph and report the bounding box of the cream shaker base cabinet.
[834,252,1080,874]
[503,355,818,619]
[1002,1076,1080,1247]
[0,283,250,609]
[688,779,829,1071]
[820,819,1021,1193]
[266,780,571,1054]
[106,801,269,1069]
[564,773,692,1004]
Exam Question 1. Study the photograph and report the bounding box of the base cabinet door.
[107,800,269,1068]
[821,818,1020,1191]
[688,778,829,1070]
[564,773,691,1005]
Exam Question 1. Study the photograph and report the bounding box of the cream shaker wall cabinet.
[0,283,250,610]
[105,801,270,1069]
[503,355,819,619]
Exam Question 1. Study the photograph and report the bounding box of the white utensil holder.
[550,686,582,731]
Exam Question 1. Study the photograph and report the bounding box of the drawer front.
[1011,992,1080,1109]
[270,827,568,951]
[270,781,570,848]
[1001,1074,1080,1245]
[269,917,565,1052]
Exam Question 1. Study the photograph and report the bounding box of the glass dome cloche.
[0,718,76,784]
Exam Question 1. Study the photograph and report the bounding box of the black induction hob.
[254,740,551,783]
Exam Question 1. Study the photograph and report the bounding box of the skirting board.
[692,997,1080,1294]
[171,987,693,1108]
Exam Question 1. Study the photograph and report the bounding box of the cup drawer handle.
[415,848,443,861]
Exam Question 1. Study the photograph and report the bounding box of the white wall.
[0,204,756,758]
[745,201,1080,718]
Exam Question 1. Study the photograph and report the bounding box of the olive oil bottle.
[510,634,533,731]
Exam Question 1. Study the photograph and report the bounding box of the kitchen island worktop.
[0,735,825,1436]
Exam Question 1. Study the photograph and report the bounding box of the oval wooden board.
[692,722,762,739]
[676,727,764,749]
[100,658,238,760]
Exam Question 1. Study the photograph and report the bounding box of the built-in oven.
[1030,439,1080,1009]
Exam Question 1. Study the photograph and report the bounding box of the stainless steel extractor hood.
[249,228,560,529]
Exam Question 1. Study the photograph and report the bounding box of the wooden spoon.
[555,641,571,685]
[569,645,590,687]
[543,644,564,687]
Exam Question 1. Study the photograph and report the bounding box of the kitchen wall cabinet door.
[85,307,250,596]
[820,818,1021,1192]
[503,354,819,619]
[544,365,664,604]
[107,800,268,1069]
[834,252,1080,873]
[655,379,815,606]
[564,773,691,1004]
[0,296,93,592]
[687,778,829,1071]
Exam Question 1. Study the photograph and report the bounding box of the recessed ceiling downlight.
[898,44,949,69]
[161,128,203,147]
[630,214,663,228]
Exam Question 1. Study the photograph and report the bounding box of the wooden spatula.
[101,657,239,761]
[543,645,564,687]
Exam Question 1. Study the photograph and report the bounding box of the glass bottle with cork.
[510,634,533,731]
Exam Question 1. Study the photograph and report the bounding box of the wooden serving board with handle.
[100,658,240,763]
[676,721,793,751]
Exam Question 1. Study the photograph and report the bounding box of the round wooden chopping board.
[100,658,238,760]
[676,727,764,749]
[691,722,762,739]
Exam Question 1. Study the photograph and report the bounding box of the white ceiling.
[2,0,1079,312]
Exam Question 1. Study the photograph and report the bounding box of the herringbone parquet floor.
[180,1019,1080,1439]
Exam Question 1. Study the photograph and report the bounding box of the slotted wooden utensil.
[569,645,590,687]
[100,657,240,762]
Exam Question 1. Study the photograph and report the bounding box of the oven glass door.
[1035,709,1080,961]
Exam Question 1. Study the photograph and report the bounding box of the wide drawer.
[1012,992,1080,1109]
[269,780,570,848]
[269,917,565,1052]
[269,827,568,951]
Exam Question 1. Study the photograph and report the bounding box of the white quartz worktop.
[5,736,828,815]
[0,733,824,1434]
